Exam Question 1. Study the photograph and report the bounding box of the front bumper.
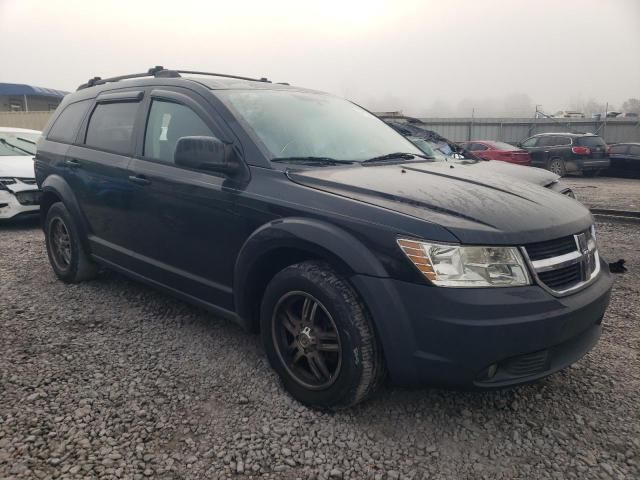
[0,189,40,220]
[351,258,613,387]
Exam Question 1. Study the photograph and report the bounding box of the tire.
[260,261,385,409]
[547,158,566,176]
[44,202,98,283]
[583,170,600,177]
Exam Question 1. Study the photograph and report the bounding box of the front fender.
[40,174,90,247]
[233,217,388,322]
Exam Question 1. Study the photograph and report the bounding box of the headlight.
[398,239,531,287]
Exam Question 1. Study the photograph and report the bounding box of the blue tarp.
[0,83,68,98]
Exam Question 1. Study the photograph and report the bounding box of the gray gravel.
[563,176,640,212]
[1,218,639,480]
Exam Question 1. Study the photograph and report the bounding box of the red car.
[458,141,531,166]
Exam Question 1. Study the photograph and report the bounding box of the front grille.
[525,235,577,261]
[538,263,581,290]
[524,228,599,295]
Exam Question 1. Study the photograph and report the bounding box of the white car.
[0,127,41,220]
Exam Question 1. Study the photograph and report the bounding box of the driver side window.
[144,100,213,164]
[521,137,538,148]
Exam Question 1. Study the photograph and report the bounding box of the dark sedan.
[608,143,640,177]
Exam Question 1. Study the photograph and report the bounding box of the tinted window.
[577,136,606,148]
[85,101,139,155]
[629,145,640,156]
[536,136,554,147]
[48,100,91,143]
[609,145,628,154]
[144,100,213,164]
[521,137,537,148]
[554,136,571,146]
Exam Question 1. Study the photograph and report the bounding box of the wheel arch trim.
[233,217,389,327]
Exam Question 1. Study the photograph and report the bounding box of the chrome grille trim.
[522,228,600,297]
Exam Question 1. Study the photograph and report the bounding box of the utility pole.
[603,102,608,142]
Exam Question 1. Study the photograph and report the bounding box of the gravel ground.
[1,219,638,480]
[563,177,640,212]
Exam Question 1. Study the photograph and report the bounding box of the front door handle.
[128,174,151,186]
[65,159,81,168]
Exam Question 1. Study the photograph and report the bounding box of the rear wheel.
[260,261,384,409]
[45,202,98,283]
[548,158,566,176]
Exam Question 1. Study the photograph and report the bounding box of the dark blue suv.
[35,67,613,408]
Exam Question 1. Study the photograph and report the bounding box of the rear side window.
[143,100,213,164]
[577,136,606,148]
[554,136,572,146]
[629,145,640,156]
[85,101,139,155]
[47,100,91,143]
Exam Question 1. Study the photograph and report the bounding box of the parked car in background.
[381,117,575,197]
[518,133,610,177]
[553,111,585,119]
[35,67,611,408]
[0,127,41,221]
[617,112,639,118]
[608,143,640,177]
[457,141,531,166]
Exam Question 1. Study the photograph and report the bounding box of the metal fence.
[415,117,640,144]
[1,111,639,145]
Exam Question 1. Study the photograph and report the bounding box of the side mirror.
[174,136,241,175]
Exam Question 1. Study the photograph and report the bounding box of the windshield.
[219,90,423,162]
[0,131,39,156]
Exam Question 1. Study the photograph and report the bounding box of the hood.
[0,156,36,179]
[287,161,592,245]
[468,160,558,186]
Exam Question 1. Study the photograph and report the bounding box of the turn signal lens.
[397,239,437,281]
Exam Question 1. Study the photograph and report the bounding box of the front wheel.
[260,261,385,409]
[45,202,98,283]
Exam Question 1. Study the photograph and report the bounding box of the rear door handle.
[65,159,81,168]
[128,174,151,186]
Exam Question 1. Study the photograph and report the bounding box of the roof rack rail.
[77,66,273,91]
[174,70,271,84]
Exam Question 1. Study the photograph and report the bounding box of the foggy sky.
[1,0,639,116]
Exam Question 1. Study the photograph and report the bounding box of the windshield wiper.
[271,156,356,166]
[0,138,33,155]
[362,152,433,164]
